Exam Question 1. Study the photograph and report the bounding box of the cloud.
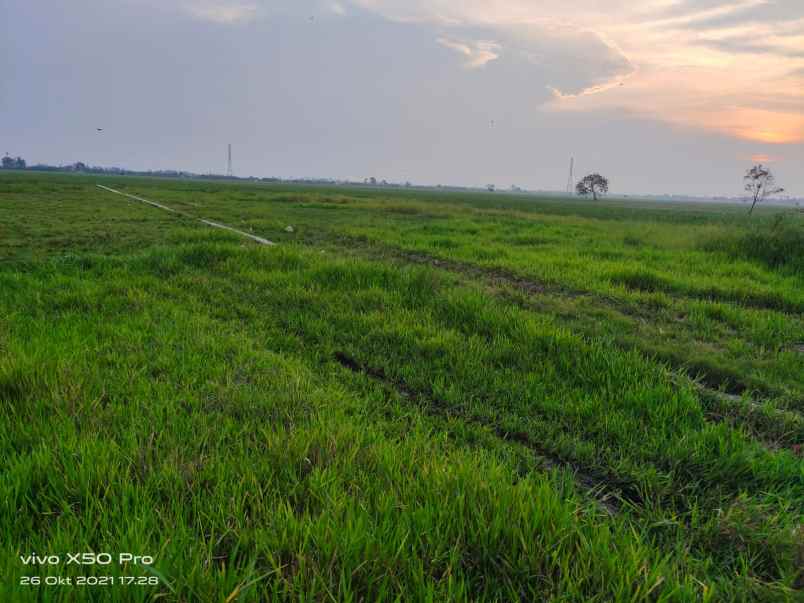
[749,153,780,163]
[329,2,347,16]
[659,2,803,31]
[185,2,257,24]
[344,1,804,143]
[162,0,804,143]
[547,64,804,144]
[424,20,635,97]
[637,0,770,28]
[437,37,501,68]
[694,37,804,59]
[509,26,635,97]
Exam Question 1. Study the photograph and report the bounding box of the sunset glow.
[6,1,803,194]
[348,1,804,144]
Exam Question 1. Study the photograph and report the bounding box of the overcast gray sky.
[2,0,803,196]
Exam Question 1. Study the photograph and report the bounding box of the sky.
[2,0,803,196]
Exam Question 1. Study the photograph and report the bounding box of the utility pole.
[227,144,233,177]
[566,157,574,194]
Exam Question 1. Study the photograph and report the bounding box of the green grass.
[1,172,802,601]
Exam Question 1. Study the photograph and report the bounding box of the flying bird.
[96,128,104,132]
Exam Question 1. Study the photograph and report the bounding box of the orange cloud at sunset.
[551,63,804,144]
[749,154,780,163]
[545,22,804,144]
[717,107,804,144]
[353,1,804,145]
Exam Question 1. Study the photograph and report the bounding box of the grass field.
[1,171,802,601]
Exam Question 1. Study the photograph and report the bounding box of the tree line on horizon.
[2,153,788,214]
[1,155,26,169]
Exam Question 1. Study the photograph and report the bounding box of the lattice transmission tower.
[566,157,574,194]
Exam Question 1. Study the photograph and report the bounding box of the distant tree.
[487,184,496,192]
[1,155,27,169]
[369,177,377,186]
[744,164,783,216]
[576,173,609,200]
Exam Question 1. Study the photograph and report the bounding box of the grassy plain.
[1,172,802,601]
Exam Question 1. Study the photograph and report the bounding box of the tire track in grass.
[128,239,797,590]
[689,383,804,453]
[321,235,802,432]
[96,185,275,246]
[167,233,799,590]
[330,356,802,590]
[334,351,627,515]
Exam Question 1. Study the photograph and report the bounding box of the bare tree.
[744,164,783,216]
[576,173,609,201]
